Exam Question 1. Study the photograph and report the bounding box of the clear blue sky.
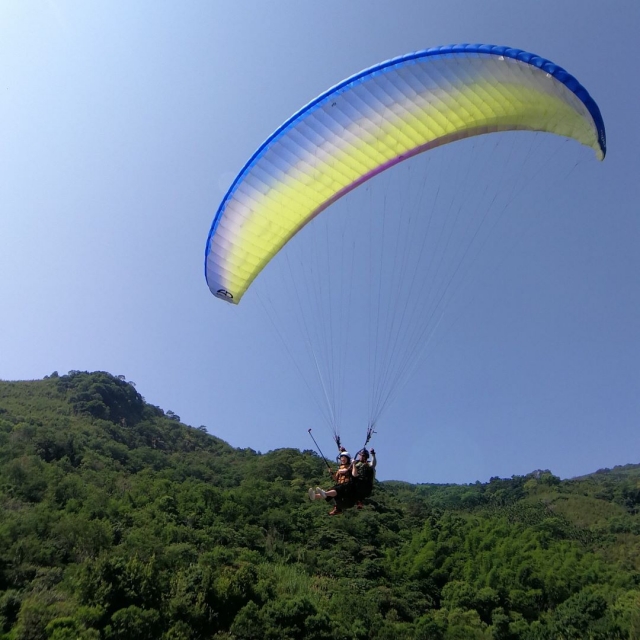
[1,1,638,484]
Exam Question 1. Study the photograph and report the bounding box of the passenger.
[308,450,355,515]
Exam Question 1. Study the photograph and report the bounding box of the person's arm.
[351,460,359,477]
[370,449,377,470]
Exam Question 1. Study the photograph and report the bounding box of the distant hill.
[0,371,639,639]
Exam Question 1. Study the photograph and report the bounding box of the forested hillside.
[0,371,639,639]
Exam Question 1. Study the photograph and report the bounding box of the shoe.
[329,507,342,516]
[316,487,327,499]
[308,488,316,501]
[356,501,364,509]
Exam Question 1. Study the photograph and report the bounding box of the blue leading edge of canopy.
[205,44,606,286]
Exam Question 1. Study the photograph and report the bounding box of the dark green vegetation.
[1,372,639,640]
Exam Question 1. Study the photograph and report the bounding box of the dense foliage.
[0,371,639,639]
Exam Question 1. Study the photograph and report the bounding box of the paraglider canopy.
[205,44,605,305]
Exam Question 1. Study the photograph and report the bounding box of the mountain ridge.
[0,370,639,639]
